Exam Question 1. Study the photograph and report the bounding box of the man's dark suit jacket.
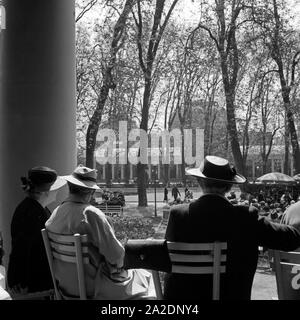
[164,194,300,300]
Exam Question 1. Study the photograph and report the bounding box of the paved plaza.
[98,186,241,204]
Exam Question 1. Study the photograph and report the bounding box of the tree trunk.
[137,78,151,206]
[284,111,290,174]
[283,91,300,174]
[137,163,148,206]
[222,82,245,175]
[180,126,186,186]
[203,105,210,156]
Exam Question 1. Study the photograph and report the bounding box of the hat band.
[73,172,97,183]
[202,166,235,181]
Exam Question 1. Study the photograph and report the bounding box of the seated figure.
[7,166,66,295]
[164,155,300,300]
[46,165,155,300]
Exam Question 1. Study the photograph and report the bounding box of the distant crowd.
[226,189,298,223]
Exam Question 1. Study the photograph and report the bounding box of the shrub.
[110,216,156,245]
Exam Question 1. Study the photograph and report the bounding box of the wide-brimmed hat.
[21,166,66,192]
[62,165,101,190]
[185,156,246,184]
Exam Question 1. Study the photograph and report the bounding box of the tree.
[257,72,282,174]
[253,0,300,174]
[85,0,137,168]
[193,0,254,176]
[269,0,300,174]
[132,0,179,206]
[76,0,99,23]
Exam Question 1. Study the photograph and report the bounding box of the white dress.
[46,199,155,300]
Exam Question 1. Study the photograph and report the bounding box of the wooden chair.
[41,229,90,300]
[273,248,300,300]
[159,241,227,300]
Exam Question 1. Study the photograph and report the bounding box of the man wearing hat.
[7,166,66,295]
[46,165,155,300]
[163,156,300,300]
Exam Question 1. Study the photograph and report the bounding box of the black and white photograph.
[0,0,300,314]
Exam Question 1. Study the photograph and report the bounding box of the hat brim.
[185,168,246,184]
[62,175,101,191]
[49,177,67,191]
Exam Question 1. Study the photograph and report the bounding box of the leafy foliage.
[110,216,156,244]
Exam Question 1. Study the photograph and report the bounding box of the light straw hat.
[62,165,101,190]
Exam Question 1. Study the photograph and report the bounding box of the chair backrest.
[167,241,227,300]
[273,248,300,300]
[41,229,90,300]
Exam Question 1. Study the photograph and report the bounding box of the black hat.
[185,156,246,184]
[21,166,66,192]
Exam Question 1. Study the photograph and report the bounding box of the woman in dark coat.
[7,167,66,294]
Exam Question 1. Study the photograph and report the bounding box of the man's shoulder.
[170,203,189,216]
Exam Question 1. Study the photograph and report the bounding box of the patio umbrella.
[256,172,296,185]
[293,174,300,181]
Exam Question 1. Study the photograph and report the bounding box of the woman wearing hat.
[163,155,300,300]
[7,167,66,295]
[46,165,155,300]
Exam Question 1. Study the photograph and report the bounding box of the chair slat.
[168,242,227,251]
[171,265,226,274]
[50,241,89,254]
[280,262,300,268]
[278,251,300,264]
[169,253,226,263]
[52,250,90,265]
[47,231,88,244]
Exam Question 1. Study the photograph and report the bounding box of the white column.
[291,158,294,176]
[158,164,161,180]
[0,0,76,268]
[252,160,255,179]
